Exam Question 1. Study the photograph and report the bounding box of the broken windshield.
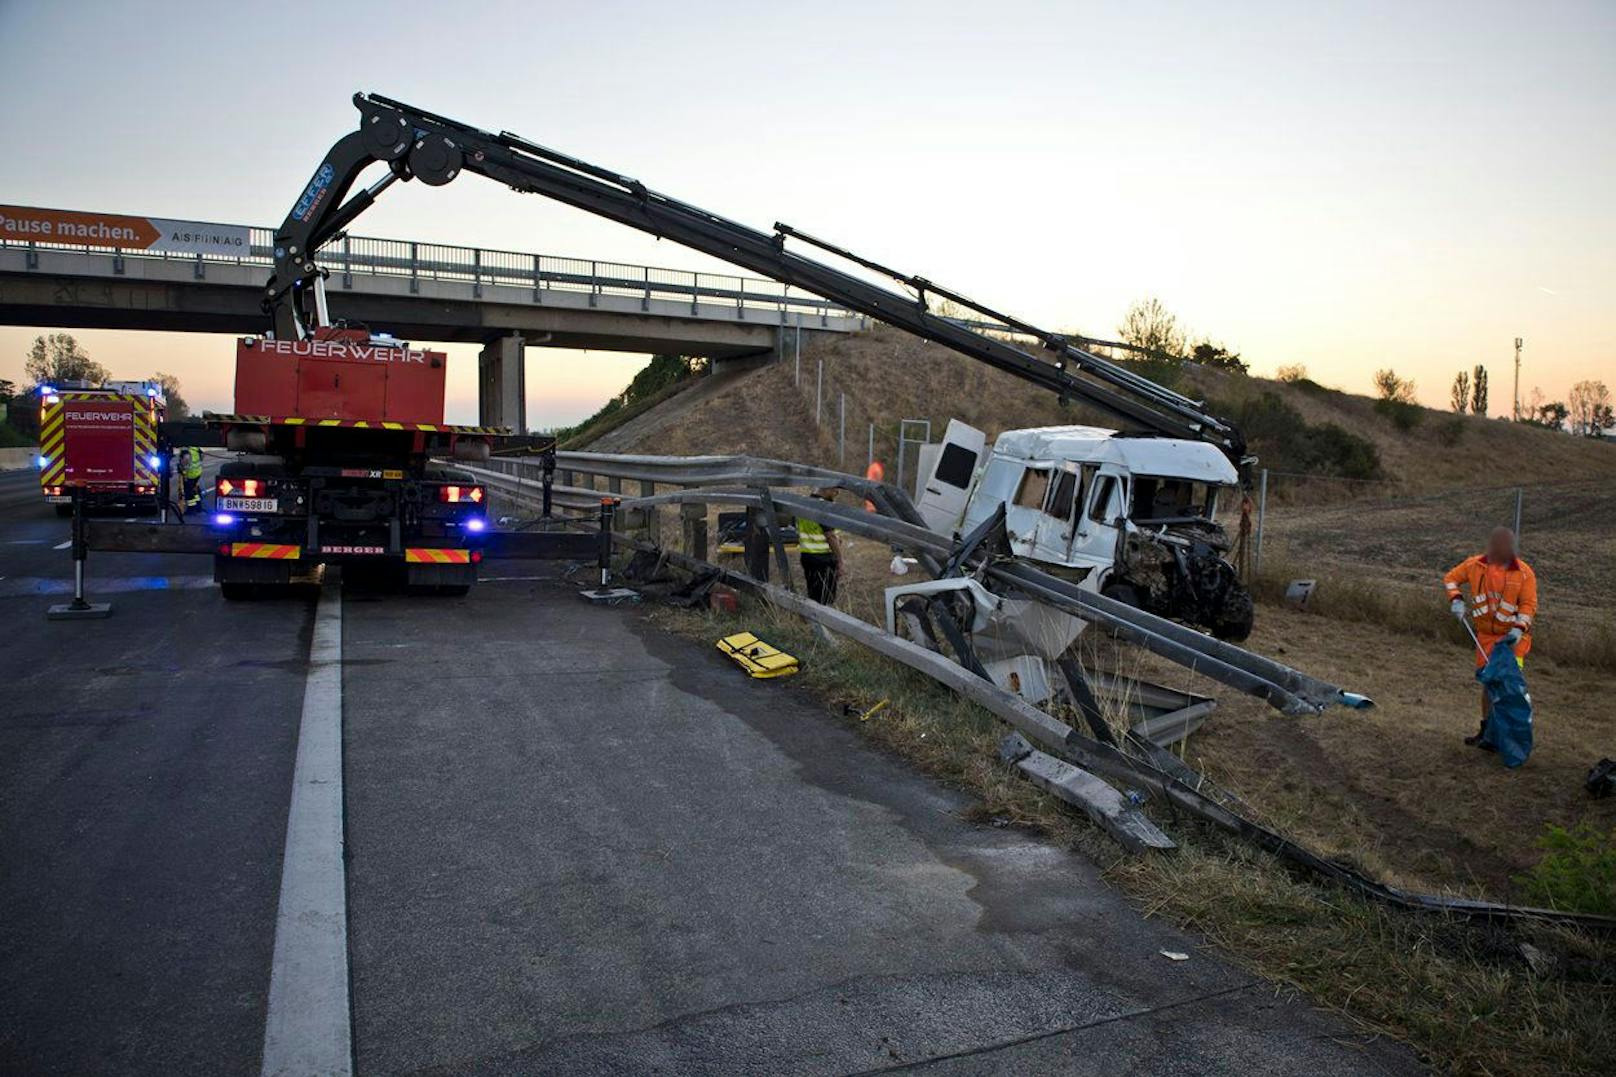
[1129,476,1219,522]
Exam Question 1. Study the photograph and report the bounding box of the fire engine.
[37,380,164,516]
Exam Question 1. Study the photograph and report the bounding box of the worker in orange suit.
[1443,527,1537,749]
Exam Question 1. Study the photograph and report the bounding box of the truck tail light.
[217,478,265,498]
[440,484,485,504]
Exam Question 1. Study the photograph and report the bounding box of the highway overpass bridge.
[0,223,865,429]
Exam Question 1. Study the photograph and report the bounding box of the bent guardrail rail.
[469,451,1369,716]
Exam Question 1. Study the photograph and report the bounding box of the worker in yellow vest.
[796,487,843,606]
[178,446,204,510]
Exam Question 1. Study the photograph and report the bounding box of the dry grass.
[644,587,1616,1076]
[597,323,1616,1070]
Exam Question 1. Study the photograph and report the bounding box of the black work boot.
[1464,720,1495,750]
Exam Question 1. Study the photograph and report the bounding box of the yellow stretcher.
[716,632,800,679]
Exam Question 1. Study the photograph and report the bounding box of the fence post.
[1513,487,1523,545]
[839,394,846,468]
[816,360,824,425]
[1253,468,1268,578]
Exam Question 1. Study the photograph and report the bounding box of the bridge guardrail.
[3,227,866,327]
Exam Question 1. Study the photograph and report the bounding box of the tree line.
[0,333,190,442]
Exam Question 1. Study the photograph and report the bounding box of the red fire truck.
[37,381,165,516]
[204,329,506,598]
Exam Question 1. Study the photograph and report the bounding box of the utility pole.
[1512,337,1523,421]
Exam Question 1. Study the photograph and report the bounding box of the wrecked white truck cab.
[908,419,1254,643]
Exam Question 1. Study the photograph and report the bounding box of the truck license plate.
[218,496,278,513]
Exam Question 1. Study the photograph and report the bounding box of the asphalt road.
[0,465,1422,1075]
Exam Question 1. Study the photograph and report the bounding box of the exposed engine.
[1108,522,1254,641]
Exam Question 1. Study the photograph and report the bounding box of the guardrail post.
[737,277,745,319]
[589,261,598,307]
[639,480,658,543]
[26,241,38,270]
[690,273,699,315]
[532,254,543,303]
[409,242,419,294]
[607,475,623,498]
[542,449,555,517]
[743,505,770,581]
[473,248,483,298]
[193,253,205,280]
[680,502,708,561]
[342,236,352,288]
[642,266,650,312]
[112,247,125,275]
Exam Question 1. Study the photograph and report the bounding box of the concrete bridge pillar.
[478,334,526,432]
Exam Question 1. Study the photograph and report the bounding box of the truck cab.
[916,419,1253,640]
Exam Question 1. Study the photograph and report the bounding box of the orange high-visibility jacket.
[1443,554,1538,652]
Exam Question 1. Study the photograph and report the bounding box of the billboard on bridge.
[0,205,250,256]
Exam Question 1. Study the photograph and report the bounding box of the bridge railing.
[3,226,865,327]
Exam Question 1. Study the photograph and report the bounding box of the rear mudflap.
[404,561,476,588]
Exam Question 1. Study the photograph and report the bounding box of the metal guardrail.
[2,227,865,326]
[470,451,1361,716]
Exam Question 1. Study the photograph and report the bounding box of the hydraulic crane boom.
[268,93,1246,462]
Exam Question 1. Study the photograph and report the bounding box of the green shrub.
[1437,417,1466,447]
[0,421,33,448]
[1514,822,1616,916]
[1373,397,1426,431]
[1213,392,1383,480]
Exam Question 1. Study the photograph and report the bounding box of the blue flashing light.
[36,454,49,469]
[147,454,162,469]
[463,516,487,533]
[39,385,55,396]
[212,512,237,527]
[146,387,159,397]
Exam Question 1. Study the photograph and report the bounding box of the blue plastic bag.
[1477,639,1533,768]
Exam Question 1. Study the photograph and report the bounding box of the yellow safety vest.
[181,447,203,479]
[796,517,832,555]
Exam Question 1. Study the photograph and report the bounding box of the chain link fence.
[1251,471,1613,666]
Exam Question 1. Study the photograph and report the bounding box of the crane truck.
[226,92,1253,631]
[202,330,508,598]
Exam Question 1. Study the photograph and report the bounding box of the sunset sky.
[1,0,1610,427]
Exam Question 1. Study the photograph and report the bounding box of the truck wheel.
[220,582,257,601]
[54,503,73,518]
[1101,581,1142,609]
[1210,590,1255,642]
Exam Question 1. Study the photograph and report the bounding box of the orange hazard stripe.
[229,543,301,560]
[404,548,471,564]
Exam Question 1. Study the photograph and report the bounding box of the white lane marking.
[261,582,352,1077]
[5,539,46,545]
[54,540,72,550]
